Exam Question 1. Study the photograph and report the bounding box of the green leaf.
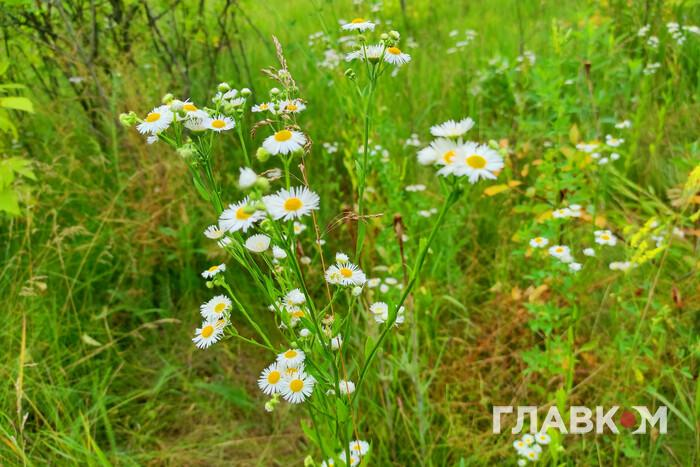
[192,175,210,201]
[0,97,34,113]
[0,189,20,215]
[193,381,254,411]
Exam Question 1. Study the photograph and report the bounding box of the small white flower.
[430,118,475,138]
[367,278,381,288]
[280,372,315,404]
[272,245,287,259]
[583,247,596,257]
[258,363,284,395]
[330,335,343,350]
[219,197,265,233]
[277,348,305,368]
[201,263,226,279]
[200,295,232,321]
[338,380,355,395]
[529,237,549,248]
[293,221,307,235]
[277,99,306,113]
[284,288,306,306]
[548,245,571,259]
[336,252,350,263]
[341,18,375,32]
[325,262,366,286]
[192,320,224,349]
[137,105,174,135]
[207,115,235,132]
[383,46,411,65]
[264,186,320,221]
[204,225,225,239]
[535,432,551,445]
[569,262,582,272]
[349,439,370,456]
[594,230,617,246]
[263,129,307,155]
[238,167,257,189]
[245,234,271,253]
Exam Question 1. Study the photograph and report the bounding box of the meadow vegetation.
[1,0,699,465]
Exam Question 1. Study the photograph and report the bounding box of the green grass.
[2,0,699,465]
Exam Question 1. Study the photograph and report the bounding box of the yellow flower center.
[339,267,353,278]
[387,46,402,55]
[292,310,305,318]
[183,103,197,112]
[601,234,610,240]
[235,207,251,220]
[286,104,298,111]
[284,349,297,359]
[267,370,281,384]
[211,119,226,129]
[201,325,214,338]
[466,155,487,169]
[260,103,268,109]
[208,265,219,272]
[555,247,564,253]
[145,112,161,122]
[289,379,304,392]
[443,150,455,164]
[286,367,298,375]
[351,18,365,23]
[274,130,293,142]
[214,302,226,313]
[284,197,303,211]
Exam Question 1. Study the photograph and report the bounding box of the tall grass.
[1,0,699,465]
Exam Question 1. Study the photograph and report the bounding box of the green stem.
[352,185,461,403]
[355,77,378,258]
[220,281,274,350]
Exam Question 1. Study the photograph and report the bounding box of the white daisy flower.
[513,439,528,454]
[192,320,224,349]
[523,447,540,461]
[583,247,596,256]
[383,46,411,65]
[535,432,551,444]
[219,197,265,233]
[594,230,617,246]
[137,105,173,134]
[451,143,504,182]
[552,208,573,218]
[204,225,225,239]
[548,245,571,259]
[370,301,389,317]
[338,451,361,467]
[264,186,320,221]
[200,295,232,321]
[346,44,385,62]
[201,263,226,279]
[277,348,305,368]
[278,99,306,113]
[522,434,535,445]
[384,277,398,285]
[339,380,355,395]
[272,245,287,259]
[245,234,271,253]
[183,109,210,131]
[379,284,390,293]
[529,237,549,248]
[418,137,463,169]
[610,261,634,271]
[517,460,527,467]
[430,117,475,138]
[611,152,620,161]
[284,288,306,306]
[280,372,315,404]
[615,120,632,129]
[569,262,582,272]
[251,102,273,113]
[258,363,284,395]
[325,262,366,286]
[367,278,381,288]
[238,167,257,189]
[605,135,624,147]
[405,184,426,192]
[330,335,343,350]
[299,328,311,338]
[262,129,307,155]
[341,18,375,32]
[300,256,311,265]
[293,221,307,234]
[207,115,235,132]
[349,440,370,456]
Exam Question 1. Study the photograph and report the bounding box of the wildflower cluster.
[512,432,551,463]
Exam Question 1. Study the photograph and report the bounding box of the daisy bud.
[176,146,195,161]
[217,82,231,92]
[344,68,357,80]
[223,103,236,114]
[119,112,138,127]
[161,93,174,104]
[352,286,363,296]
[269,87,281,96]
[389,30,401,40]
[205,281,214,289]
[256,146,271,162]
[240,87,252,96]
[380,33,389,41]
[358,34,368,42]
[238,167,257,189]
[255,177,270,192]
[304,456,314,467]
